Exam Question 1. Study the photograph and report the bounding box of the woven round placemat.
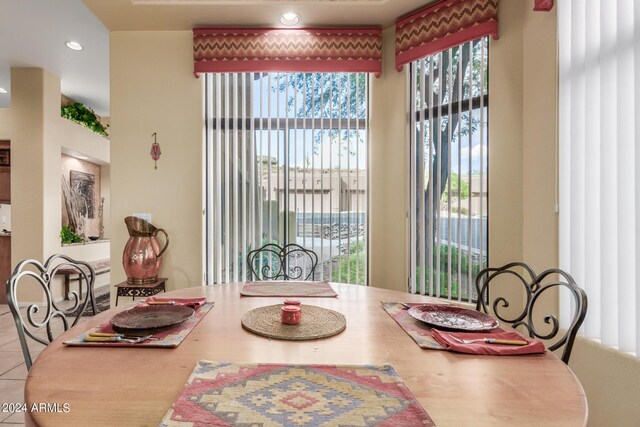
[241,304,346,341]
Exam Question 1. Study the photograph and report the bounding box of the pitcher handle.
[153,228,170,257]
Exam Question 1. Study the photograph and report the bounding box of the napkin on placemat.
[431,329,546,356]
[144,296,207,309]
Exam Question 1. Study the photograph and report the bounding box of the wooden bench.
[57,259,110,308]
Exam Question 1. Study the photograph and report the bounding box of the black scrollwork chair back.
[475,262,588,364]
[6,254,97,370]
[247,243,319,281]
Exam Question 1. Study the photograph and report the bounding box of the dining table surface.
[25,282,588,426]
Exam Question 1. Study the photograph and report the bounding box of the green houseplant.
[61,102,109,137]
[60,225,83,244]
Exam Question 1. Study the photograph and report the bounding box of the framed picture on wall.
[70,170,96,218]
[0,149,9,166]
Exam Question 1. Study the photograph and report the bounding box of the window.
[204,72,368,285]
[408,37,489,301]
[558,0,638,355]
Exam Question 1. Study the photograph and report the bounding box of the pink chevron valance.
[395,0,499,71]
[193,28,382,77]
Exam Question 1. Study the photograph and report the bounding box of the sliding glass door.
[204,72,368,285]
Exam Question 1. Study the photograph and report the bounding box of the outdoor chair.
[247,243,318,281]
[6,254,96,370]
[475,262,588,364]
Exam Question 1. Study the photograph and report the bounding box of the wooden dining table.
[25,282,587,426]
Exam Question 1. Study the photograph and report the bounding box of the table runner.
[159,361,436,427]
[240,280,338,297]
[63,302,214,348]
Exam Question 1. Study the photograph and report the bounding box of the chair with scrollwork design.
[6,254,96,370]
[475,262,588,364]
[247,243,319,281]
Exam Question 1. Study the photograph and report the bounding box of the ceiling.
[0,0,110,116]
[83,0,433,30]
[0,0,435,117]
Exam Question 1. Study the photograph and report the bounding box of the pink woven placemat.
[381,302,445,350]
[241,280,338,297]
[63,303,214,348]
[381,302,503,350]
[159,361,435,427]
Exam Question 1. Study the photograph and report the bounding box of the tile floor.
[0,287,109,426]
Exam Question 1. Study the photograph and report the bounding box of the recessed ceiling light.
[65,41,84,51]
[0,88,7,94]
[280,12,300,26]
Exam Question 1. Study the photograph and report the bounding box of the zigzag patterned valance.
[193,28,382,77]
[395,0,499,71]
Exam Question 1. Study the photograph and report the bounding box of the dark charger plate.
[110,304,194,332]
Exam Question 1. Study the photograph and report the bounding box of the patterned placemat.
[63,303,214,348]
[159,361,436,427]
[241,281,338,297]
[241,304,346,341]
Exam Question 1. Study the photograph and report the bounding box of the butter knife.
[84,334,154,343]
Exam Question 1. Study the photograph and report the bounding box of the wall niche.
[61,154,104,241]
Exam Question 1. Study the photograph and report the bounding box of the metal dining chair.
[475,262,588,364]
[246,243,318,281]
[6,254,96,370]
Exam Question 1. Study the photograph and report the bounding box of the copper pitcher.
[122,216,169,284]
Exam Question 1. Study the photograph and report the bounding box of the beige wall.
[368,26,408,292]
[11,69,46,265]
[571,337,640,426]
[488,1,525,269]
[110,31,202,294]
[11,68,111,300]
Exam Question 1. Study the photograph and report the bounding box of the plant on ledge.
[60,225,83,244]
[61,102,109,137]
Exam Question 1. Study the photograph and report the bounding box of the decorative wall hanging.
[70,170,96,219]
[193,27,382,77]
[395,0,499,71]
[150,132,161,169]
[533,0,553,11]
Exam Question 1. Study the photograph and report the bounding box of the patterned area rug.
[65,292,110,317]
[160,361,435,427]
[240,281,338,297]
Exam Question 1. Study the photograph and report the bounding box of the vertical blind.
[204,72,369,285]
[558,0,639,356]
[408,37,489,301]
